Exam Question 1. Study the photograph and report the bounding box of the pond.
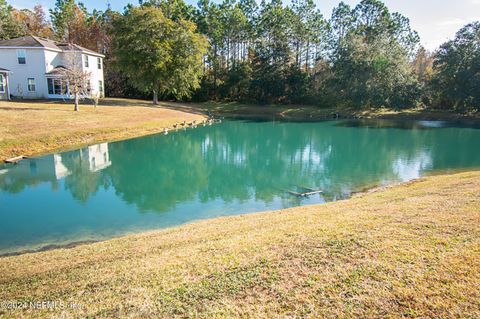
[1,119,479,254]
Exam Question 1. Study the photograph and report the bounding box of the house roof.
[0,67,10,73]
[0,36,105,57]
[0,36,43,48]
[55,42,103,57]
[46,65,68,75]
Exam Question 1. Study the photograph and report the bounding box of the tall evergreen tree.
[50,0,77,42]
[432,22,480,110]
[0,0,25,39]
[327,0,420,108]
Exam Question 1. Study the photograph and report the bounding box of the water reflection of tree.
[106,133,208,213]
[1,121,479,214]
[61,151,110,203]
[73,123,480,212]
[194,122,480,204]
[196,123,334,204]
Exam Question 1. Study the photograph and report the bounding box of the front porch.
[46,68,95,100]
[46,66,72,100]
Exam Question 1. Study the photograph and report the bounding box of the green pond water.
[0,119,479,254]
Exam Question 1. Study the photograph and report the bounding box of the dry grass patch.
[0,171,479,318]
[0,98,205,161]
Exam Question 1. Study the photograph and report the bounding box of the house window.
[84,54,89,68]
[0,74,4,93]
[97,57,102,69]
[27,78,36,92]
[47,78,53,94]
[47,78,66,95]
[98,80,103,95]
[17,49,26,64]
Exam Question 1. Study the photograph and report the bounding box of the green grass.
[0,171,479,318]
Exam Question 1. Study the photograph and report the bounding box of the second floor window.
[97,57,102,69]
[84,55,89,68]
[27,78,36,92]
[17,50,26,64]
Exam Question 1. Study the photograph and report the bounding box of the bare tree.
[57,49,91,111]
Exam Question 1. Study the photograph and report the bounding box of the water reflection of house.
[0,154,70,191]
[0,143,111,192]
[79,143,111,172]
[53,154,70,178]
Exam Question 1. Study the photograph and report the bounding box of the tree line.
[1,0,479,110]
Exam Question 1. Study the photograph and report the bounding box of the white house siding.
[44,50,63,73]
[44,50,104,98]
[0,46,104,99]
[44,50,80,99]
[81,53,104,97]
[0,48,50,99]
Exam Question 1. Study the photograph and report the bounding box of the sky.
[10,0,480,50]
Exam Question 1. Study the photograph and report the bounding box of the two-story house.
[0,36,104,100]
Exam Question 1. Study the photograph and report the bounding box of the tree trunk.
[74,92,79,112]
[306,41,310,72]
[213,44,218,98]
[295,41,299,67]
[153,90,158,105]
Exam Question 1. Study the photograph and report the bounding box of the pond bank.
[1,170,479,318]
[0,98,206,162]
[192,101,480,123]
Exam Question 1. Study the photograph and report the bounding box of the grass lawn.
[0,171,479,318]
[0,98,205,162]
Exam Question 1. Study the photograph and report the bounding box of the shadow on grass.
[100,98,209,116]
